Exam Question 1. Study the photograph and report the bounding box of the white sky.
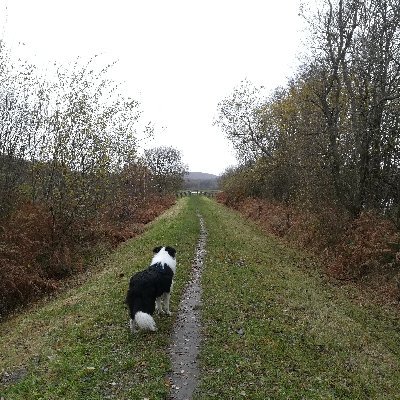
[1,0,304,175]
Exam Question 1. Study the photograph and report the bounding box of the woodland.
[216,0,400,296]
[1,0,400,317]
[0,48,186,317]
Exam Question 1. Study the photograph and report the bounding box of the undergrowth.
[217,195,400,302]
[0,195,175,318]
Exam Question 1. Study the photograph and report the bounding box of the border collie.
[125,246,176,332]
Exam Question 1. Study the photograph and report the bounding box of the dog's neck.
[151,249,176,275]
[168,260,176,275]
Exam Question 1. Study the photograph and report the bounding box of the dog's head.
[152,246,177,274]
[153,246,176,259]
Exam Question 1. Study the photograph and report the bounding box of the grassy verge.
[2,196,399,399]
[0,197,200,400]
[195,197,400,399]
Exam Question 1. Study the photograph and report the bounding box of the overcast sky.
[1,0,304,175]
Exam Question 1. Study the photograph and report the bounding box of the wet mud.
[168,213,207,400]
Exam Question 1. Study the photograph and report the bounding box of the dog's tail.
[135,311,157,331]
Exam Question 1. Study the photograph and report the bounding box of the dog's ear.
[165,246,176,258]
[153,246,162,254]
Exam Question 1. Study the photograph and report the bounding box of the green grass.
[0,198,200,400]
[195,197,400,400]
[2,196,400,399]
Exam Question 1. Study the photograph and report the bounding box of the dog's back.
[126,264,174,315]
[126,246,176,332]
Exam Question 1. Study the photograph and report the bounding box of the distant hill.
[185,172,218,180]
[183,171,219,190]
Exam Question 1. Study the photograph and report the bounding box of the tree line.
[0,43,186,316]
[217,0,399,222]
[216,0,400,283]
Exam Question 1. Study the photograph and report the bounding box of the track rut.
[168,213,207,399]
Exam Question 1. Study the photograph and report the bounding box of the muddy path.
[168,213,207,399]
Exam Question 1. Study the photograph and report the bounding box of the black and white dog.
[125,246,176,332]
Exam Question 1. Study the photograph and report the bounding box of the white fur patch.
[151,247,177,274]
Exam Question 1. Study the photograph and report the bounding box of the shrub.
[217,193,400,301]
[0,196,176,319]
[325,211,400,280]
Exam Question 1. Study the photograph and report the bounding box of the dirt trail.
[168,213,207,399]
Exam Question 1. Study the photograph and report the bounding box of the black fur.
[165,246,176,258]
[126,247,176,319]
[153,245,176,258]
[153,246,162,254]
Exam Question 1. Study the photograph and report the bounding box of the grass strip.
[0,197,200,400]
[195,196,400,400]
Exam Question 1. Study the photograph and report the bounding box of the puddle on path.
[168,213,207,400]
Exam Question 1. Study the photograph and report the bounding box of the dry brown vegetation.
[0,183,176,318]
[217,194,400,303]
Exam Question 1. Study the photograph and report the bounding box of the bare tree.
[144,146,187,194]
[214,79,277,164]
[303,0,400,216]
